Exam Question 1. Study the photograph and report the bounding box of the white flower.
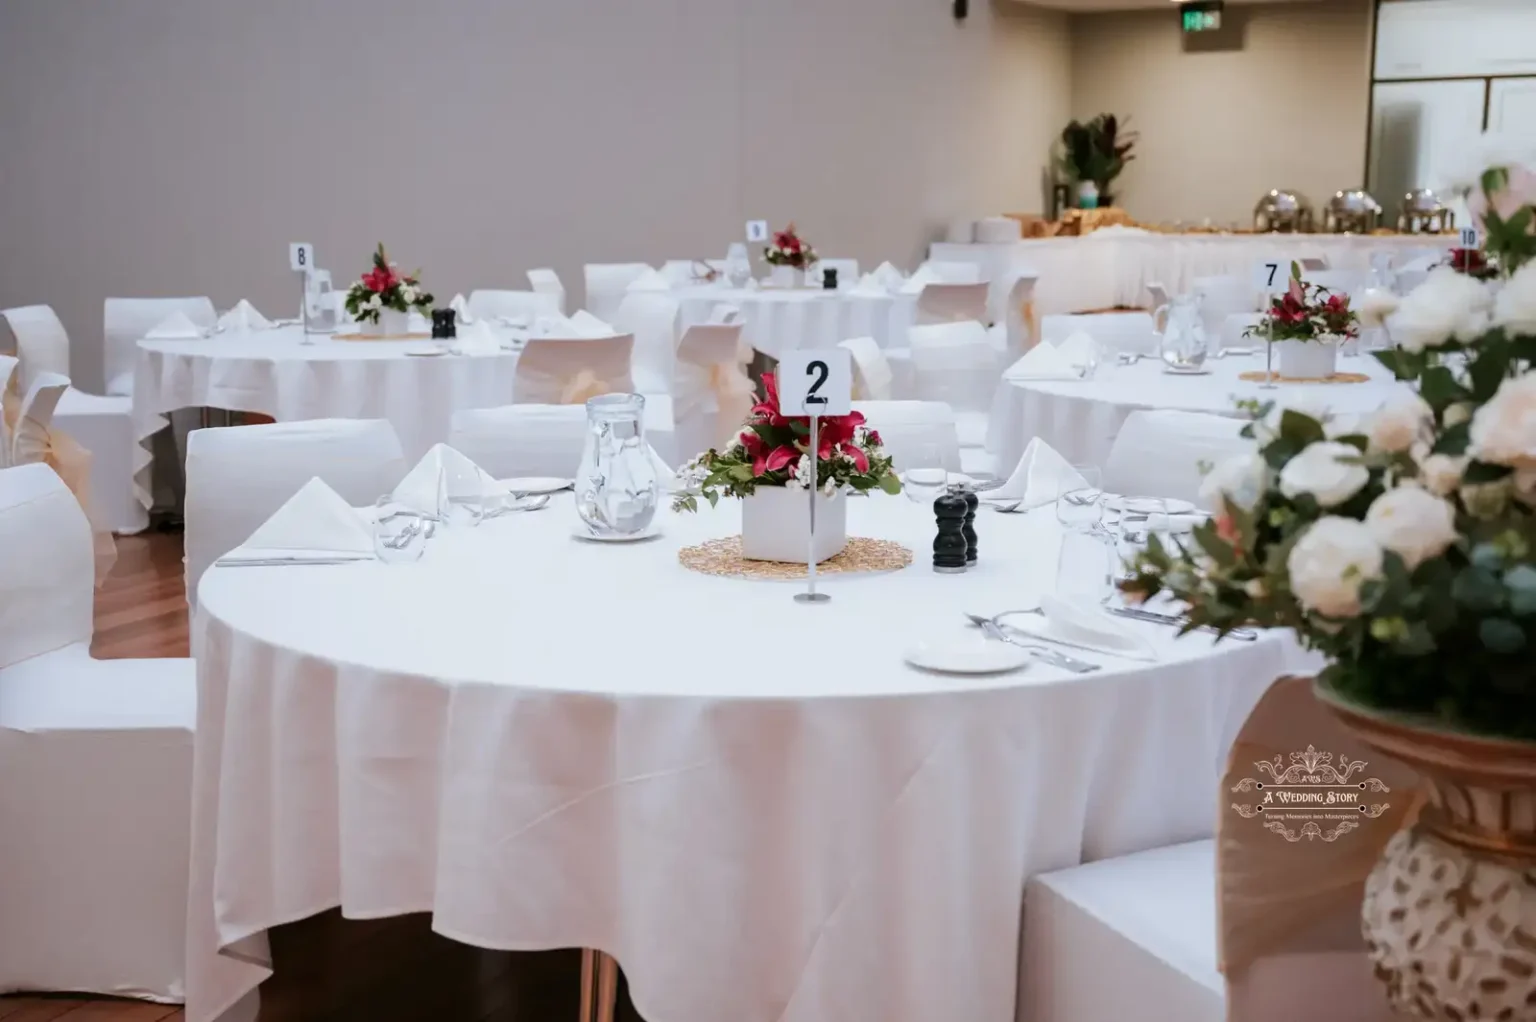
[1278,441,1370,507]
[400,284,417,303]
[1199,451,1268,511]
[1365,394,1433,454]
[1493,261,1536,338]
[1287,517,1384,619]
[821,478,838,496]
[365,294,382,310]
[785,455,810,489]
[1390,268,1492,352]
[1365,487,1458,569]
[1356,288,1400,329]
[1418,453,1466,497]
[1470,371,1536,473]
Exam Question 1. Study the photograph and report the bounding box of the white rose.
[1287,517,1385,618]
[365,294,382,310]
[1389,268,1492,352]
[1365,394,1433,453]
[1357,288,1401,329]
[1493,260,1536,338]
[1278,441,1371,507]
[1199,451,1268,511]
[1470,371,1536,472]
[400,284,417,303]
[1418,453,1467,496]
[1365,487,1458,569]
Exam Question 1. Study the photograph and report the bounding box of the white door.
[1369,80,1488,216]
[1489,77,1536,136]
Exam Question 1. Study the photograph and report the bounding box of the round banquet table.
[185,495,1307,1022]
[674,283,917,357]
[985,351,1411,474]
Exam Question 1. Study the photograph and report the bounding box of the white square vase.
[1275,336,1339,378]
[740,486,848,564]
[769,264,798,288]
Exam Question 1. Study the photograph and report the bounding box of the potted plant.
[1119,141,1536,1019]
[344,244,434,337]
[763,224,816,288]
[1055,114,1136,209]
[1243,264,1358,378]
[672,371,900,562]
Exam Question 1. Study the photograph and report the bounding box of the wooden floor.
[3,532,640,1022]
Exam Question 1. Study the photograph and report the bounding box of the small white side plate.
[501,477,574,496]
[903,636,1031,675]
[1162,366,1212,376]
[405,346,447,357]
[1106,495,1198,515]
[572,522,662,543]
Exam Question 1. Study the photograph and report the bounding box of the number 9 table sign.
[776,348,853,604]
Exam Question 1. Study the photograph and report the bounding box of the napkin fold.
[225,478,374,562]
[454,320,501,355]
[449,293,475,324]
[1054,331,1097,369]
[1003,343,1080,382]
[394,444,500,516]
[899,265,938,295]
[985,437,1086,507]
[851,272,890,297]
[145,310,205,340]
[568,310,615,338]
[626,268,672,292]
[871,261,904,289]
[217,299,272,332]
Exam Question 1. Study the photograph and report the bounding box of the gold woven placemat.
[679,536,913,580]
[333,331,431,341]
[1239,371,1371,385]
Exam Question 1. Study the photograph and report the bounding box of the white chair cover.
[183,419,406,607]
[0,355,16,466]
[660,260,703,285]
[916,282,989,326]
[512,335,636,406]
[1103,410,1249,509]
[526,268,566,314]
[1192,275,1259,342]
[466,289,562,323]
[907,321,996,414]
[919,260,983,284]
[853,400,962,473]
[1223,312,1265,350]
[450,404,589,478]
[584,263,653,323]
[10,372,69,467]
[1041,311,1158,357]
[1303,270,1366,302]
[1003,273,1041,356]
[613,292,681,394]
[0,463,195,1001]
[673,323,752,461]
[839,336,893,400]
[3,305,71,386]
[103,296,215,396]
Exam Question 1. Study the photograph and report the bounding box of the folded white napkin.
[1036,595,1157,660]
[217,299,271,332]
[449,293,475,324]
[626,268,672,292]
[851,272,890,297]
[454,320,501,355]
[568,310,615,338]
[145,310,205,340]
[224,478,373,562]
[1003,343,1079,382]
[872,261,904,288]
[1054,331,1097,369]
[985,437,1086,506]
[899,266,939,295]
[394,444,500,516]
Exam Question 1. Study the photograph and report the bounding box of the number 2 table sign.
[776,348,852,604]
[1252,258,1289,389]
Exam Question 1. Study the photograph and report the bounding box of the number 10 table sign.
[776,348,852,604]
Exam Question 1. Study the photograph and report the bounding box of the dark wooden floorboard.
[6,533,643,1022]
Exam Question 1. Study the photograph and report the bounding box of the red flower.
[362,266,399,293]
[866,429,882,446]
[840,443,869,473]
[763,445,798,475]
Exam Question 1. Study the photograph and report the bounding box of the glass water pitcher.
[1155,293,1209,370]
[576,393,660,537]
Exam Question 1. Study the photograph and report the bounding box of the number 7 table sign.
[1252,258,1290,390]
[776,348,853,604]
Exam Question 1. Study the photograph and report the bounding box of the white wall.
[0,0,1070,390]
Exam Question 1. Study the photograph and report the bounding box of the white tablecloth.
[986,352,1409,473]
[186,495,1304,1022]
[675,284,917,357]
[931,233,1456,316]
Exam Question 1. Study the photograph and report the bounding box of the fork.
[962,613,1100,673]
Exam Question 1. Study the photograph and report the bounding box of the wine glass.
[373,497,427,563]
[1055,528,1114,602]
[438,463,486,527]
[1055,466,1104,534]
[902,442,950,505]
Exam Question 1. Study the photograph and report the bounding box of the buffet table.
[932,232,1456,316]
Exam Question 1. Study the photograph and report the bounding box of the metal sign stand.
[794,413,830,604]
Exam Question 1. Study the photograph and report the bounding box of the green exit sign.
[1180,2,1223,31]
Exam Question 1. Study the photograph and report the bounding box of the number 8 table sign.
[775,348,853,604]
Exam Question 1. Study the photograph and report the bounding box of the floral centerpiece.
[1243,264,1359,378]
[1121,136,1536,1019]
[673,371,899,562]
[763,224,816,287]
[1442,246,1498,280]
[344,244,433,336]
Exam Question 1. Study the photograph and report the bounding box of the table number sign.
[777,348,852,603]
[745,220,769,244]
[289,243,315,272]
[1252,257,1289,390]
[1460,226,1481,249]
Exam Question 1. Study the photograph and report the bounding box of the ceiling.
[1017,0,1321,10]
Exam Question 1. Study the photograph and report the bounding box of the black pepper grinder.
[431,308,456,340]
[959,486,979,565]
[933,491,968,574]
[822,267,839,290]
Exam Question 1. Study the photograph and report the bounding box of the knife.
[1108,605,1258,641]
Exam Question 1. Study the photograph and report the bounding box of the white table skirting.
[675,285,917,358]
[931,234,1456,316]
[186,495,1306,1022]
[986,352,1408,473]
